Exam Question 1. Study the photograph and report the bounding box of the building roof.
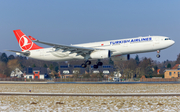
[59,65,115,75]
[10,68,23,77]
[172,64,180,69]
[24,67,48,74]
[165,69,180,71]
[164,64,180,72]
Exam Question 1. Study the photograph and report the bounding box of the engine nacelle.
[111,54,130,61]
[90,50,111,59]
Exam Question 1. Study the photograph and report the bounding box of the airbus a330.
[8,30,175,68]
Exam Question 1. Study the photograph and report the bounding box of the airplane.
[8,29,175,69]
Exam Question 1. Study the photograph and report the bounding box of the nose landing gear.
[156,54,160,58]
[156,50,160,58]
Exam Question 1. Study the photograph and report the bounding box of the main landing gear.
[81,60,91,68]
[93,61,103,69]
[156,50,160,58]
[81,60,103,69]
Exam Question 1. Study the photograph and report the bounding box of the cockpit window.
[165,38,171,40]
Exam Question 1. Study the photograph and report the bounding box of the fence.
[0,78,179,82]
[140,78,179,82]
[54,78,109,82]
[0,78,109,82]
[0,78,25,81]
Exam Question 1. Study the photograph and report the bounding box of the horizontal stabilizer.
[6,50,30,56]
[28,36,37,41]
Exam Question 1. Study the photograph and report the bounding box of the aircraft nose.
[171,40,175,45]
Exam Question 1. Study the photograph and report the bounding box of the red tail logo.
[19,35,33,51]
[13,30,43,51]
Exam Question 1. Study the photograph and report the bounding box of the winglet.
[13,30,43,51]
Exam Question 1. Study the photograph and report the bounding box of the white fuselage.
[27,36,175,61]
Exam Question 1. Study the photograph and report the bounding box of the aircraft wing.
[28,36,99,56]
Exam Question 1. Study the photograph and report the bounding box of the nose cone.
[167,40,175,47]
[171,40,175,45]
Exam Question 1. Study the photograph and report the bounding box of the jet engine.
[90,50,111,59]
[111,54,130,61]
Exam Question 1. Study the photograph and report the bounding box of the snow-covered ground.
[0,84,180,111]
[0,96,180,111]
[0,84,179,93]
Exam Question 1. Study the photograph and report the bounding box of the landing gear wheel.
[156,54,160,58]
[93,65,98,69]
[81,63,87,68]
[86,60,91,65]
[97,62,103,66]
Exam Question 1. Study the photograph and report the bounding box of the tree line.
[0,52,180,78]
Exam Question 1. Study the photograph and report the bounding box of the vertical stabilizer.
[13,30,43,51]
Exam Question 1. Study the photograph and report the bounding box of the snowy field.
[0,84,180,111]
[0,96,180,111]
[0,84,179,93]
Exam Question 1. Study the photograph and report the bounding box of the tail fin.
[13,29,43,51]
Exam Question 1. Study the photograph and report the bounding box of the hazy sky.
[0,0,180,62]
